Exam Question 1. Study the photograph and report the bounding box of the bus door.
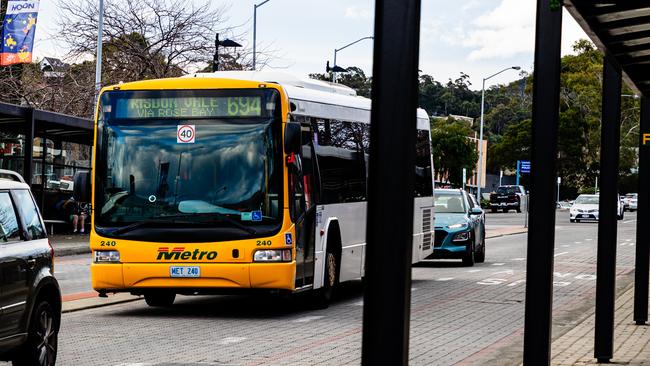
[291,124,318,288]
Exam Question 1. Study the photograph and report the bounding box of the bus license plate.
[170,266,200,278]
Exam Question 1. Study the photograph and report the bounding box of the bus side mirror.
[284,122,302,155]
[73,171,91,203]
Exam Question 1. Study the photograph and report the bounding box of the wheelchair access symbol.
[285,233,293,246]
[251,210,262,222]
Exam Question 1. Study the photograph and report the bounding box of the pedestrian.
[63,197,88,233]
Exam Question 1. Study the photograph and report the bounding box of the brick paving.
[550,284,650,365]
[1,212,642,366]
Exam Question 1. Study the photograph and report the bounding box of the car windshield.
[94,89,283,237]
[496,186,518,195]
[575,195,599,204]
[434,192,466,213]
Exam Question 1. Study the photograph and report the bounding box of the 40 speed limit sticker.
[177,125,196,144]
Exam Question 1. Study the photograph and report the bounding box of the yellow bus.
[89,71,434,307]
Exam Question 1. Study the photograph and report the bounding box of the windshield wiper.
[109,212,258,236]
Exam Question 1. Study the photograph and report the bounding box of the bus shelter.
[362,0,650,364]
[0,102,93,224]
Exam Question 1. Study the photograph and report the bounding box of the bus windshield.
[94,89,283,240]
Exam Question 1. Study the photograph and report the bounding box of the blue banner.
[1,0,40,66]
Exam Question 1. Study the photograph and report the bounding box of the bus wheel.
[310,250,338,309]
[144,291,176,307]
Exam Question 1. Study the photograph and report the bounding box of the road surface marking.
[467,269,482,272]
[494,270,515,275]
[411,287,419,291]
[512,258,525,261]
[555,252,569,257]
[435,277,454,281]
[586,238,593,241]
[574,241,582,244]
[351,301,364,306]
[217,336,248,345]
[492,263,506,266]
[292,316,324,323]
[623,220,636,224]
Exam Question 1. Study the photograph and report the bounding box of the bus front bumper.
[91,261,296,293]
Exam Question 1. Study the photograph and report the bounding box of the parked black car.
[489,185,526,213]
[0,170,61,366]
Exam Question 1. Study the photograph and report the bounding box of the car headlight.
[94,250,120,263]
[453,231,470,241]
[447,223,468,229]
[253,249,292,262]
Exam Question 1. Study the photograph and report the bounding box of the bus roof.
[186,71,430,129]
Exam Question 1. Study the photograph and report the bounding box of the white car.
[570,194,624,223]
[624,193,638,212]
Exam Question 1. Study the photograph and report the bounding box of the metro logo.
[643,133,650,146]
[156,247,218,261]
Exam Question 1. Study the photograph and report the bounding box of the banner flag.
[1,0,40,66]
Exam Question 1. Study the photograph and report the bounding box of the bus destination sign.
[115,96,262,119]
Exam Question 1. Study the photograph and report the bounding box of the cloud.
[463,0,536,60]
[344,6,371,20]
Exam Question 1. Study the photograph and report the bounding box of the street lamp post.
[252,0,271,71]
[213,33,242,72]
[332,36,373,82]
[476,66,521,202]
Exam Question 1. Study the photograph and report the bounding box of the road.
[21,211,641,365]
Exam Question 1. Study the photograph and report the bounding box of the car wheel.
[12,300,59,366]
[570,219,575,223]
[462,240,475,267]
[491,208,497,213]
[502,209,508,213]
[144,291,176,307]
[576,219,581,223]
[311,249,338,309]
[618,212,624,220]
[475,238,486,263]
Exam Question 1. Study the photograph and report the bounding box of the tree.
[430,117,478,186]
[57,0,241,80]
[309,67,372,98]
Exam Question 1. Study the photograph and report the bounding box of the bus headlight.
[94,250,120,263]
[253,249,292,262]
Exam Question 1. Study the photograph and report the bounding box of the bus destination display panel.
[114,96,263,119]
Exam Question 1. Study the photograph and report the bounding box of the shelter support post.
[523,1,562,364]
[634,96,650,325]
[23,108,35,186]
[594,55,622,363]
[361,0,421,365]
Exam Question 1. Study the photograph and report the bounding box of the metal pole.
[23,108,35,186]
[213,33,219,72]
[362,0,420,364]
[522,1,562,364]
[333,50,337,83]
[634,96,650,325]
[252,0,270,71]
[557,177,560,204]
[594,55,622,363]
[94,0,104,112]
[477,79,486,201]
[252,4,257,70]
[499,170,503,186]
[516,160,520,186]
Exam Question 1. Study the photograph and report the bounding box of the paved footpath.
[550,284,650,365]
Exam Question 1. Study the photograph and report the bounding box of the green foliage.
[309,67,371,98]
[430,117,478,187]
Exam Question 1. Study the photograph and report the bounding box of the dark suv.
[0,170,60,366]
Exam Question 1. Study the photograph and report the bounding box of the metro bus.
[89,71,434,307]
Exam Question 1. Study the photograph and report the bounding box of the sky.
[32,0,590,91]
